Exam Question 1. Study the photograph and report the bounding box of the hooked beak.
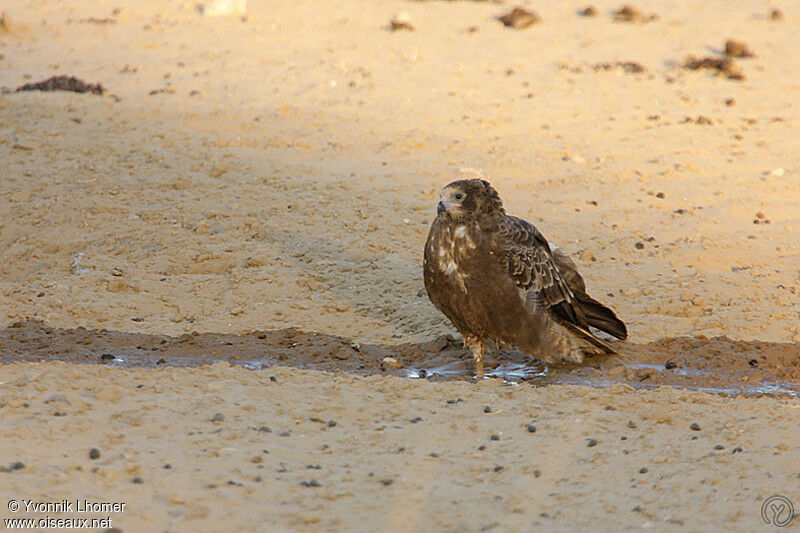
[438,196,457,215]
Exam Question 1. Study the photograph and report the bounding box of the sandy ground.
[1,361,799,532]
[1,0,800,531]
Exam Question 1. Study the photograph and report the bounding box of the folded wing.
[496,216,626,353]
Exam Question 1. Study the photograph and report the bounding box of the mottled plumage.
[423,179,627,378]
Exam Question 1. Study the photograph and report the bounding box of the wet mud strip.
[0,320,798,397]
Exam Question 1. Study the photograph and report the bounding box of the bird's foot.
[464,335,486,380]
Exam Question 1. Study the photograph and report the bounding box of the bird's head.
[437,179,505,221]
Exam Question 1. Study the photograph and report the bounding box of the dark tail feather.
[563,321,618,355]
[575,294,627,340]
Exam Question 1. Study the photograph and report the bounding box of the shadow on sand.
[1,320,798,397]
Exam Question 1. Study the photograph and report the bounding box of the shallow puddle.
[0,320,798,397]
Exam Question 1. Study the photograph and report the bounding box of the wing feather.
[495,216,621,352]
[497,216,585,324]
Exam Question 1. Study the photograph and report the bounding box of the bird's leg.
[464,335,486,379]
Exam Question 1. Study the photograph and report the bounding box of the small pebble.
[327,420,337,427]
[580,6,597,17]
[409,417,422,424]
[639,467,648,474]
[732,446,743,453]
[45,393,67,404]
[724,39,754,58]
[478,445,487,451]
[389,12,414,32]
[89,448,101,460]
[587,438,598,447]
[300,480,321,488]
[634,242,644,250]
[381,356,402,369]
[493,465,504,472]
[490,434,500,441]
[527,424,536,433]
[498,7,541,29]
[381,478,394,486]
[211,413,225,423]
[533,469,541,478]
[665,361,677,369]
[627,420,637,429]
[690,423,701,431]
[269,376,277,382]
[614,4,658,23]
[714,444,725,450]
[132,477,143,484]
[483,405,492,413]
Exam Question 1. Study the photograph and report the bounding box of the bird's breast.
[427,223,485,291]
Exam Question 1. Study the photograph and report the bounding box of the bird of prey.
[423,179,627,378]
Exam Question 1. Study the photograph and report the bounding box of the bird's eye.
[455,193,464,200]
